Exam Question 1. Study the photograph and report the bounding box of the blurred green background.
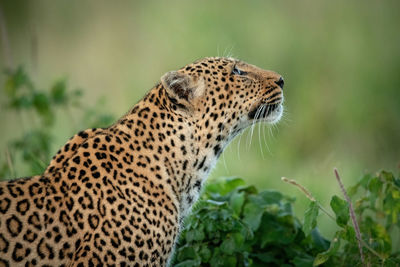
[1,0,399,238]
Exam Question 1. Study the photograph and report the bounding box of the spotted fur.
[0,57,284,266]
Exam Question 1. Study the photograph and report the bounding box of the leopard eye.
[232,65,247,75]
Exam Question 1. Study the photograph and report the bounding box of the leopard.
[0,57,284,266]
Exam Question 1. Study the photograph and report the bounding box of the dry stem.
[281,177,336,221]
[281,177,315,201]
[334,168,365,264]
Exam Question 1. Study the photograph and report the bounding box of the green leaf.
[242,201,264,231]
[253,252,276,263]
[204,220,216,234]
[220,235,236,255]
[238,185,258,195]
[33,92,50,113]
[14,67,32,89]
[198,245,211,262]
[185,228,205,243]
[51,80,67,104]
[394,178,400,188]
[313,235,341,266]
[209,247,223,266]
[380,170,395,183]
[230,191,245,216]
[292,255,314,267]
[232,232,244,248]
[206,177,246,196]
[303,201,319,236]
[330,196,349,227]
[4,67,33,97]
[174,259,201,267]
[359,174,372,189]
[368,176,383,193]
[224,256,237,267]
[177,246,198,261]
[311,228,330,251]
[363,217,392,256]
[346,184,359,197]
[338,225,355,242]
[259,190,283,205]
[278,202,294,217]
[33,92,54,125]
[259,214,296,247]
[383,185,400,225]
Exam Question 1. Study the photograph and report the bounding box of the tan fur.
[0,57,283,266]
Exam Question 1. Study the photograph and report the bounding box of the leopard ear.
[161,71,205,103]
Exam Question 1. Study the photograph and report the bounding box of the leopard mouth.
[248,103,283,123]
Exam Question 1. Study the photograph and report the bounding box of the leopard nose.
[275,77,284,89]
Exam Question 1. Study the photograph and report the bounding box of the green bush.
[0,66,115,178]
[172,177,330,267]
[172,171,400,267]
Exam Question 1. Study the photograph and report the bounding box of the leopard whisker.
[220,113,230,172]
[262,105,272,155]
[248,104,263,148]
[258,105,266,159]
[244,101,258,149]
[248,110,256,148]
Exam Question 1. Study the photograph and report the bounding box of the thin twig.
[281,177,336,221]
[281,177,316,201]
[334,168,365,264]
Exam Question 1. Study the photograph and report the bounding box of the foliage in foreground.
[0,66,114,178]
[172,171,400,267]
[172,177,329,267]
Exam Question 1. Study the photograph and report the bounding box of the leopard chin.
[248,103,283,124]
[266,104,283,124]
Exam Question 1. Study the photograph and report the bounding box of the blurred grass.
[1,0,399,238]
